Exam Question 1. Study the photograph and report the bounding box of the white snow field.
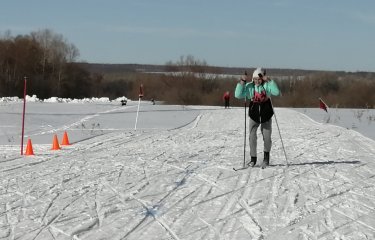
[1,100,375,240]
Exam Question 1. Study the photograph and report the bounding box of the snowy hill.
[1,101,375,239]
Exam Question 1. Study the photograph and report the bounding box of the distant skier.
[223,91,231,108]
[235,67,280,168]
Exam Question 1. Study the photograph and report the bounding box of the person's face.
[253,77,262,86]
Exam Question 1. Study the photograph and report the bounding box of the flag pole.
[319,97,327,105]
[21,76,27,155]
[319,98,330,117]
[134,97,141,130]
[134,84,144,130]
[319,97,329,111]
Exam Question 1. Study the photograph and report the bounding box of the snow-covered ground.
[294,108,375,141]
[1,98,375,239]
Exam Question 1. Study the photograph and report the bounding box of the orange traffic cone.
[24,139,34,156]
[61,131,71,145]
[51,134,61,150]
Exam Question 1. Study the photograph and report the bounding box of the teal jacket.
[235,79,280,123]
[234,79,280,100]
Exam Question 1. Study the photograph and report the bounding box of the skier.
[235,67,280,168]
[223,91,231,108]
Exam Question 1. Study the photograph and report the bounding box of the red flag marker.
[139,84,144,98]
[319,98,328,112]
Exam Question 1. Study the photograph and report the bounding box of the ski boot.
[248,156,257,167]
[261,152,270,169]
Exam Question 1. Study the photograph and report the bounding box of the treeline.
[1,30,374,108]
[92,56,375,108]
[97,71,375,109]
[274,72,375,108]
[92,55,235,106]
[0,29,91,98]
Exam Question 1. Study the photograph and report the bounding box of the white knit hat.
[252,67,264,79]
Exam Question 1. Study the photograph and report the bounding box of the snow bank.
[0,95,129,103]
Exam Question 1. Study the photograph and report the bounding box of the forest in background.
[1,30,374,108]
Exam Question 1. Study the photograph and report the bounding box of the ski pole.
[243,97,246,168]
[262,69,288,167]
[242,71,248,168]
[269,98,289,167]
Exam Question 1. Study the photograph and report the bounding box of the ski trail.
[2,202,12,239]
[139,111,264,239]
[238,199,263,236]
[27,105,128,137]
[104,181,181,240]
[40,193,60,224]
[31,190,90,240]
[319,210,342,239]
[172,113,202,130]
[2,107,375,239]
[334,208,375,232]
[69,218,99,237]
[49,225,71,238]
[198,215,227,240]
[217,172,247,219]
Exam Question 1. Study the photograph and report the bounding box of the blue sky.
[1,0,375,71]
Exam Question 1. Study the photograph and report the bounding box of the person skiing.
[223,91,231,108]
[235,67,280,168]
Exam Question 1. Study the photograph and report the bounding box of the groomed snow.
[1,98,375,239]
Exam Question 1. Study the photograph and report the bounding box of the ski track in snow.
[0,106,375,239]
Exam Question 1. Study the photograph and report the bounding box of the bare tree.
[67,43,79,62]
[31,29,53,79]
[31,29,80,96]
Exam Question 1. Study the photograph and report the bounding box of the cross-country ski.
[233,164,268,171]
[233,166,249,171]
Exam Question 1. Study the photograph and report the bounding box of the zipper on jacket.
[259,104,261,123]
